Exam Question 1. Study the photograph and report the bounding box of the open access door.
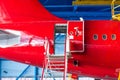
[54,24,67,56]
[67,21,84,52]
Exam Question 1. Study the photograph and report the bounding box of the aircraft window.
[93,34,98,40]
[111,34,116,40]
[102,34,107,40]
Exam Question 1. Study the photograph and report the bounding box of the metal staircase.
[46,55,67,79]
[41,41,68,80]
[41,24,68,80]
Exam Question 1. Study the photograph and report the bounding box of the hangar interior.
[0,0,120,80]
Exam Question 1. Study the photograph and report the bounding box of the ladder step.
[48,68,64,70]
[48,66,65,69]
[46,70,64,73]
[48,61,65,64]
[49,55,65,58]
[48,56,64,58]
[48,64,64,66]
[45,72,64,74]
[48,62,64,64]
[44,73,64,77]
[48,59,64,62]
[48,60,65,62]
[48,58,65,60]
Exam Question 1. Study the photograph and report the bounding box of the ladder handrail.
[44,37,50,56]
[63,35,69,80]
[41,60,45,80]
[41,37,50,80]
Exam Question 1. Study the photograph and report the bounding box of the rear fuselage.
[0,20,120,79]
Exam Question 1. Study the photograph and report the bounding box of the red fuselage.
[0,0,119,79]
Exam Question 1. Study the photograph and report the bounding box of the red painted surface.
[68,21,84,52]
[0,0,119,79]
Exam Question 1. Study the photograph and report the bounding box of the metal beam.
[34,67,39,80]
[16,65,30,80]
[72,0,120,5]
[52,12,111,20]
[44,5,111,20]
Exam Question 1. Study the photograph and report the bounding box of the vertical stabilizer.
[0,0,62,23]
[0,3,11,23]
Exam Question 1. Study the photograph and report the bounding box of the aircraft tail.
[0,0,62,23]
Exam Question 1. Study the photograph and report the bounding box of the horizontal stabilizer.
[0,30,20,48]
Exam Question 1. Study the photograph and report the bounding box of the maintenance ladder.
[41,24,68,80]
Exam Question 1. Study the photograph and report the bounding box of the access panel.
[67,21,84,52]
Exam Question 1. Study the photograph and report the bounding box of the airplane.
[0,0,120,80]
